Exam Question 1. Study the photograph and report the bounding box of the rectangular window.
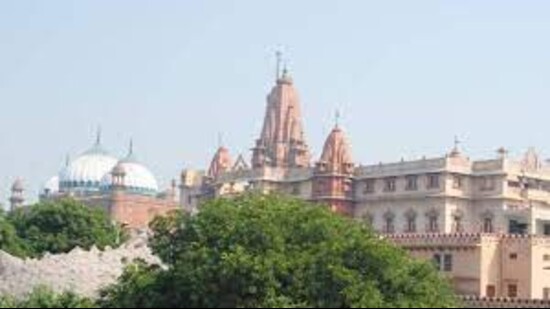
[427,174,440,189]
[509,253,518,260]
[384,177,397,192]
[544,224,550,236]
[508,181,521,188]
[364,179,375,194]
[443,254,453,272]
[544,288,550,300]
[453,175,463,189]
[508,284,518,298]
[509,220,528,235]
[405,175,418,191]
[433,254,442,271]
[544,255,550,262]
[486,285,496,298]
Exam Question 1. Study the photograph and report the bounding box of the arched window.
[426,209,439,233]
[452,210,464,233]
[482,211,494,233]
[405,209,417,233]
[384,211,395,234]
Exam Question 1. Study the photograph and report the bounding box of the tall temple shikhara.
[251,67,311,169]
[182,57,355,215]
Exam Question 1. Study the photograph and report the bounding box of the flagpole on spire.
[217,132,224,149]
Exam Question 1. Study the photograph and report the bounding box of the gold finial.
[335,109,341,128]
[275,50,282,80]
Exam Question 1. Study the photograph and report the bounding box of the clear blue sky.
[1,0,550,206]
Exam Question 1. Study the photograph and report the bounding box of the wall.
[0,237,159,299]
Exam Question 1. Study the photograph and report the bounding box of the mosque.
[5,56,550,301]
[8,133,178,229]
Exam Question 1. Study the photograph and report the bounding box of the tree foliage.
[0,210,28,257]
[101,194,458,308]
[0,287,95,308]
[4,199,126,257]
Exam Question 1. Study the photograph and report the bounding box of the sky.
[1,0,550,207]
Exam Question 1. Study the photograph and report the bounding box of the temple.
[5,56,550,304]
[178,57,550,302]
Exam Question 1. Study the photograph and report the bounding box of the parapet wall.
[461,296,550,308]
[384,233,550,248]
[0,237,160,299]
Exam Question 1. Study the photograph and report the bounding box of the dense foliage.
[0,210,28,257]
[0,199,126,257]
[0,287,95,308]
[101,194,458,308]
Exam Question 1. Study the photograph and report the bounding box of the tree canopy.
[2,199,126,257]
[101,194,458,308]
[0,211,27,257]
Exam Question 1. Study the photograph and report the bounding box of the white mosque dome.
[100,145,159,195]
[59,143,118,191]
[43,176,60,195]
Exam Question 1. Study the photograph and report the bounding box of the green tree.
[8,199,126,257]
[0,210,28,257]
[0,287,95,308]
[101,194,458,308]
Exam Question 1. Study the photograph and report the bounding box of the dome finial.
[95,126,102,146]
[128,138,134,157]
[65,153,70,167]
[334,109,341,129]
